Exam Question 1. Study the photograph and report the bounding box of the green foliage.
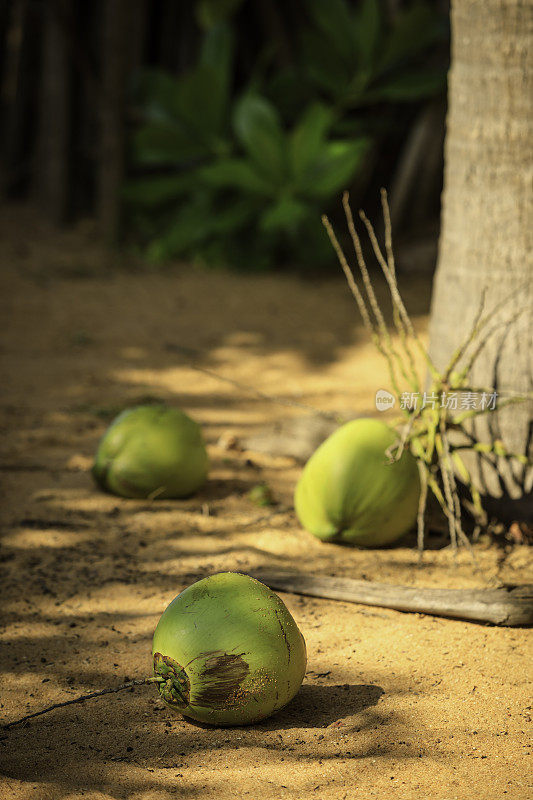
[196,0,246,29]
[126,29,369,267]
[299,0,446,109]
[131,24,234,164]
[124,2,448,268]
[248,483,275,507]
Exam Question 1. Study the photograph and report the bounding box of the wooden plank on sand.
[252,571,533,627]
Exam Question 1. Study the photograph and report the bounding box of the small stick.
[439,425,478,563]
[438,452,458,552]
[387,413,418,462]
[379,188,418,385]
[380,188,396,279]
[452,396,530,426]
[461,307,528,378]
[342,194,418,393]
[342,196,388,333]
[2,676,163,731]
[446,283,529,382]
[416,460,428,560]
[443,290,486,379]
[322,214,405,409]
[165,347,343,423]
[451,449,485,520]
[321,214,374,334]
[380,188,421,388]
[358,207,438,380]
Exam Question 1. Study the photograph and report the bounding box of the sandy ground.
[0,207,531,800]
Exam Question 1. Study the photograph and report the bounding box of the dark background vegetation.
[0,0,449,269]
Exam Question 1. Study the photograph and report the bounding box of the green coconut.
[152,572,307,726]
[294,417,420,547]
[92,404,208,499]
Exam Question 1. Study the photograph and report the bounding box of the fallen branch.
[1,677,163,731]
[164,342,343,422]
[252,570,533,627]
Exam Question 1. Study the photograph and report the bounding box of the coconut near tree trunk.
[429,0,532,519]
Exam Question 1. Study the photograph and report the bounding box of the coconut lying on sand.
[295,417,420,547]
[93,404,208,499]
[152,572,307,726]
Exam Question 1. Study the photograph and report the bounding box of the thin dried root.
[323,191,530,560]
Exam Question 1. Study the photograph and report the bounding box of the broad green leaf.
[246,43,278,95]
[199,158,275,195]
[233,94,287,182]
[306,0,355,65]
[146,193,254,261]
[371,68,446,101]
[332,116,374,138]
[200,22,234,108]
[146,196,214,260]
[133,28,233,151]
[377,2,445,74]
[353,0,381,68]
[299,29,353,97]
[176,64,228,145]
[209,198,255,235]
[132,122,207,164]
[267,66,310,123]
[296,216,337,267]
[196,0,245,29]
[134,70,184,122]
[341,69,372,108]
[259,197,310,234]
[122,174,192,205]
[299,139,369,198]
[289,103,336,181]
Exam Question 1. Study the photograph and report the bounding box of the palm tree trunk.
[429,0,532,517]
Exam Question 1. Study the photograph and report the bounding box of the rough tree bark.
[428,0,532,519]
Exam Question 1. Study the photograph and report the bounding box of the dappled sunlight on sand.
[1,261,531,800]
